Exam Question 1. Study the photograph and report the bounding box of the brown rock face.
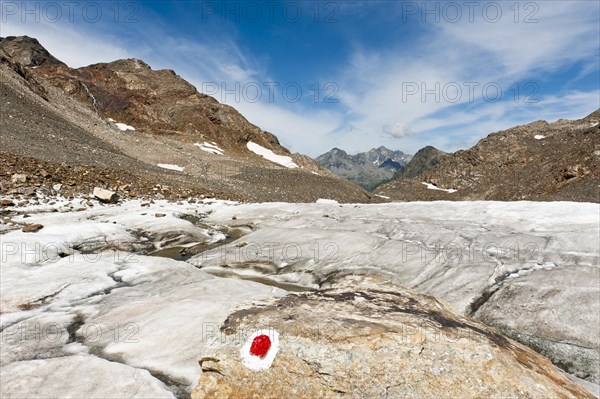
[192,277,593,399]
[11,41,286,158]
[0,36,369,203]
[375,112,600,202]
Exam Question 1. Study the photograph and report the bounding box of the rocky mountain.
[392,145,449,180]
[375,112,600,202]
[0,36,371,203]
[316,146,411,191]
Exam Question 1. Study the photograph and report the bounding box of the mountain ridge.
[0,35,372,203]
[375,112,600,202]
[316,146,412,191]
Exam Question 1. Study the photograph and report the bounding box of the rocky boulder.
[93,187,119,203]
[192,277,592,399]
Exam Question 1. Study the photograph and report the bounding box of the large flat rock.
[192,276,594,399]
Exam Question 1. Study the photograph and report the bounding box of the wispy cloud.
[332,1,600,153]
[3,0,598,157]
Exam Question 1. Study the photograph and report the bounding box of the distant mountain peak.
[316,146,412,191]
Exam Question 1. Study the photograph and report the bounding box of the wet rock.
[193,277,593,399]
[22,224,44,233]
[0,200,15,207]
[155,213,166,218]
[93,187,119,203]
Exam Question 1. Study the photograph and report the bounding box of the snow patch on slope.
[195,142,224,155]
[107,118,135,131]
[157,164,184,172]
[421,182,457,193]
[247,141,298,168]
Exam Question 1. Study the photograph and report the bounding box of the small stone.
[0,199,15,207]
[86,201,94,207]
[155,213,166,218]
[232,215,237,220]
[93,187,119,203]
[53,184,62,191]
[22,224,44,233]
[11,174,27,184]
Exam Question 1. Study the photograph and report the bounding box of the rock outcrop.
[192,277,593,399]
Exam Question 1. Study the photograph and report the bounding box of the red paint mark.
[249,334,271,358]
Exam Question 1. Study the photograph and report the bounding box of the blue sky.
[3,1,599,156]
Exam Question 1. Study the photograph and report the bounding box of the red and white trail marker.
[240,329,280,371]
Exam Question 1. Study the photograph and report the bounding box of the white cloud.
[331,1,599,153]
[436,1,600,78]
[382,122,413,138]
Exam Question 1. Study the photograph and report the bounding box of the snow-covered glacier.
[1,198,598,397]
